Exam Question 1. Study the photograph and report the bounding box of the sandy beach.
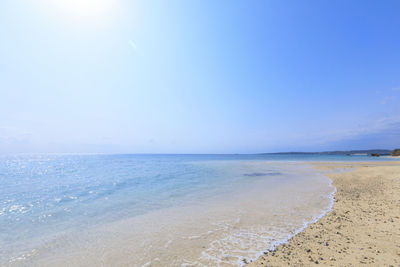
[248,161,400,266]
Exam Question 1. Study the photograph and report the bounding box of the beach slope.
[248,162,400,266]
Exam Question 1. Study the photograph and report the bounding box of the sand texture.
[248,161,400,266]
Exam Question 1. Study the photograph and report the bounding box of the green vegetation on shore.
[392,149,400,156]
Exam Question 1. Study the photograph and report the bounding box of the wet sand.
[248,161,400,266]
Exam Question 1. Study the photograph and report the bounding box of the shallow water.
[0,154,383,266]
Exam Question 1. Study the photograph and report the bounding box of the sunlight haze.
[1,0,399,154]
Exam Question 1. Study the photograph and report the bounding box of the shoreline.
[247,168,337,265]
[248,161,400,266]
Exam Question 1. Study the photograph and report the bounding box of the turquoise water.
[0,154,394,265]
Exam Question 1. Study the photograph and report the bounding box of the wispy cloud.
[128,40,137,50]
[326,117,400,148]
[0,126,34,153]
[0,126,31,139]
[270,116,400,151]
[380,95,397,105]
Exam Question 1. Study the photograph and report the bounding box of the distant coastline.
[261,149,392,156]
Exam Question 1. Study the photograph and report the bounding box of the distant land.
[262,149,392,156]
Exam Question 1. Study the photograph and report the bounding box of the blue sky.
[1,0,399,153]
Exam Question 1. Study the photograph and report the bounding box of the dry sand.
[248,161,400,267]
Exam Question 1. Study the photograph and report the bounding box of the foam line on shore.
[242,170,337,266]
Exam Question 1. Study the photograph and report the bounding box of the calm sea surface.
[0,154,395,266]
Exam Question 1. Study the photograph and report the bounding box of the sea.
[0,154,396,266]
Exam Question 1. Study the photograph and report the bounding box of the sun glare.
[45,0,119,24]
